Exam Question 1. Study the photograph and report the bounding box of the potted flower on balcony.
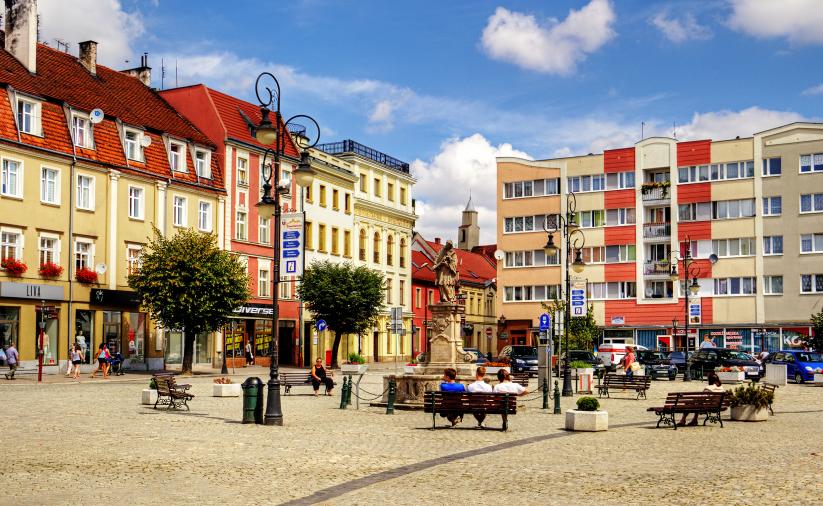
[565,396,608,431]
[341,352,367,374]
[38,261,64,279]
[728,383,773,422]
[1,257,27,277]
[75,267,98,285]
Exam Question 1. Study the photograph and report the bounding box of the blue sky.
[39,0,823,243]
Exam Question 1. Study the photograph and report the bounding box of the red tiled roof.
[412,250,436,283]
[424,240,497,285]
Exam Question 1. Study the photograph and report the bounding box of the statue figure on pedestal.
[433,241,459,303]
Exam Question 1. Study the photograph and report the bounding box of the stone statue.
[433,241,459,302]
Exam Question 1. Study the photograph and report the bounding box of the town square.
[1,0,823,504]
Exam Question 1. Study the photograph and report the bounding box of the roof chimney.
[4,0,37,73]
[434,238,441,244]
[78,40,97,75]
[122,53,152,87]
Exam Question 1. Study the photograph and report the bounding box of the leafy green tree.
[299,261,385,367]
[541,299,601,351]
[128,228,250,374]
[804,309,823,351]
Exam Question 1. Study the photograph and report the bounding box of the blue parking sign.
[539,313,551,331]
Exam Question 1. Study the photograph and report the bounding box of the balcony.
[641,184,670,202]
[643,222,671,240]
[643,260,672,277]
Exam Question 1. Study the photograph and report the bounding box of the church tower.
[457,194,480,250]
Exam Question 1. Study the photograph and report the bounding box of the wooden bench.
[597,374,652,399]
[761,382,777,415]
[423,391,517,431]
[510,372,530,388]
[153,374,194,411]
[647,391,728,430]
[280,371,335,394]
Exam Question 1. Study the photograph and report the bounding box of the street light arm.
[284,114,321,150]
[255,72,281,110]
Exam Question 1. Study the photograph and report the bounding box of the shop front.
[223,304,299,368]
[89,289,150,370]
[0,281,65,372]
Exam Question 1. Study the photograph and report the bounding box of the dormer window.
[124,128,143,161]
[168,140,186,172]
[16,97,40,135]
[71,114,93,148]
[195,149,211,179]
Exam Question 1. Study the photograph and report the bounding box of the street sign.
[689,299,702,325]
[316,319,327,331]
[539,313,551,331]
[570,279,587,317]
[485,327,493,337]
[538,330,548,345]
[280,213,304,277]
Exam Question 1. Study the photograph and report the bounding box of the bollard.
[339,376,349,409]
[542,378,549,410]
[346,376,353,406]
[386,376,397,415]
[553,380,561,414]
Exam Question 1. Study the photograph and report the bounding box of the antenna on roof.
[641,121,645,140]
[673,121,677,140]
[161,58,166,90]
[175,59,179,88]
[55,39,70,53]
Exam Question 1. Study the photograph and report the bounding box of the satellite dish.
[493,249,505,261]
[708,253,719,265]
[89,108,104,124]
[95,263,107,274]
[140,135,152,147]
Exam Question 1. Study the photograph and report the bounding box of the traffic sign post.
[539,313,551,331]
[280,213,304,277]
[570,279,587,318]
[315,319,327,332]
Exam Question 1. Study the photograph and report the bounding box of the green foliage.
[569,360,593,369]
[299,261,385,367]
[347,352,366,364]
[576,396,600,411]
[541,300,600,351]
[803,309,823,351]
[727,384,774,410]
[128,228,250,373]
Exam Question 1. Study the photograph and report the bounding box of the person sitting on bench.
[467,366,493,426]
[679,371,724,425]
[440,367,465,426]
[493,369,528,395]
[311,358,334,396]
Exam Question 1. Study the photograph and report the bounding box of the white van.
[597,337,645,371]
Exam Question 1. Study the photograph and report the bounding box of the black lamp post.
[253,71,319,426]
[543,191,586,397]
[668,236,702,382]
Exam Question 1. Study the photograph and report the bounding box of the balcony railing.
[641,186,670,201]
[643,222,671,239]
[316,139,410,174]
[643,260,672,276]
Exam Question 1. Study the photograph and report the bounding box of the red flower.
[75,267,98,284]
[1,257,27,277]
[38,262,64,278]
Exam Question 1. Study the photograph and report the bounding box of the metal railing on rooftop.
[316,139,410,174]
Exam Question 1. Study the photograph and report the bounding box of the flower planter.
[716,371,745,383]
[814,373,823,384]
[141,388,158,405]
[484,366,510,376]
[341,364,368,374]
[730,405,768,422]
[404,365,417,374]
[213,383,242,397]
[565,409,608,431]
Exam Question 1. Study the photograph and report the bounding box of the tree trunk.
[330,330,342,369]
[182,326,194,376]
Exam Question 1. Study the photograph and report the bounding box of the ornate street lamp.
[668,236,709,382]
[543,191,586,397]
[253,71,320,426]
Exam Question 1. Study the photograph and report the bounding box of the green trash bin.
[241,377,264,424]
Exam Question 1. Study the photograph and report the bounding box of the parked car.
[668,351,693,373]
[635,350,677,380]
[687,348,762,381]
[764,350,823,383]
[463,347,488,365]
[562,350,605,374]
[498,345,539,376]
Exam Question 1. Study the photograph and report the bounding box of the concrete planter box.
[730,405,768,422]
[717,371,745,383]
[341,364,368,374]
[565,409,608,431]
[764,364,787,386]
[404,365,418,374]
[485,366,510,376]
[213,383,242,397]
[814,373,823,384]
[141,389,158,405]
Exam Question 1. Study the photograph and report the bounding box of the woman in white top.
[493,369,528,396]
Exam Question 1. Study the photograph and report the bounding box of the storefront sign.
[0,282,63,300]
[280,212,304,277]
[89,289,140,308]
[611,316,625,325]
[233,304,275,317]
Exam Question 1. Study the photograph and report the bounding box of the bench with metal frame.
[280,371,335,395]
[423,391,517,431]
[647,391,728,430]
[153,374,194,410]
[596,373,652,399]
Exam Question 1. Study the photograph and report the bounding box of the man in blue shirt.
[4,343,19,380]
[439,367,465,426]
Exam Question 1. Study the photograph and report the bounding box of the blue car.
[765,351,823,383]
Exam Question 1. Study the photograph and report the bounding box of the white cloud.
[650,11,712,43]
[480,0,616,75]
[727,0,823,45]
[802,84,823,96]
[675,107,807,141]
[412,134,531,244]
[38,0,145,66]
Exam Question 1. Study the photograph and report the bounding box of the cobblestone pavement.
[1,370,822,505]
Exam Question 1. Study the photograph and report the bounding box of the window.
[345,193,352,213]
[1,159,22,197]
[606,208,636,226]
[173,196,187,227]
[386,278,392,304]
[605,245,636,263]
[577,246,605,264]
[344,230,352,257]
[678,161,754,183]
[399,280,405,305]
[359,174,368,192]
[258,217,270,244]
[678,202,712,222]
[1,230,22,260]
[74,239,93,270]
[800,193,823,213]
[503,284,561,302]
[331,227,339,255]
[305,221,314,249]
[280,279,291,300]
[305,183,313,202]
[128,186,144,220]
[319,185,327,207]
[801,274,823,294]
[126,245,142,276]
[168,141,186,172]
[386,235,394,266]
[712,199,755,219]
[76,174,94,210]
[587,282,636,300]
[332,189,339,210]
[71,114,92,148]
[359,229,366,260]
[606,171,635,190]
[800,153,823,173]
[763,276,783,295]
[399,238,407,268]
[762,157,781,176]
[40,167,59,204]
[505,215,551,233]
[400,187,407,205]
[374,178,382,197]
[763,236,783,256]
[713,277,756,295]
[258,267,270,297]
[16,98,39,135]
[568,174,605,193]
[198,201,212,232]
[236,157,248,185]
[373,232,381,263]
[195,150,211,179]
[576,210,606,228]
[39,235,57,265]
[800,233,823,254]
[124,130,142,161]
[318,224,327,252]
[762,196,781,216]
[235,211,246,240]
[504,249,560,267]
[712,238,756,257]
[387,182,395,202]
[415,288,422,308]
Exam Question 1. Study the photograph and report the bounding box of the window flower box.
[75,267,98,284]
[38,262,63,279]
[1,257,27,277]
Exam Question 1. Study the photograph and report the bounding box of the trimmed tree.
[541,299,601,352]
[128,228,250,374]
[804,309,823,351]
[298,261,385,368]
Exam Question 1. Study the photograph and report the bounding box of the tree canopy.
[803,309,823,352]
[541,299,601,352]
[128,228,250,374]
[299,261,385,367]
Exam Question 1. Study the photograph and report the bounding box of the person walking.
[90,343,108,379]
[623,346,636,377]
[244,340,254,366]
[70,344,83,380]
[4,343,19,380]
